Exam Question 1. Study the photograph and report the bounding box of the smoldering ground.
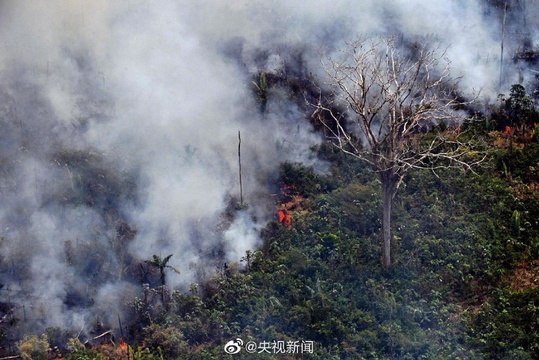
[0,0,536,339]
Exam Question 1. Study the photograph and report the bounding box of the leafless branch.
[311,36,482,181]
[310,36,484,269]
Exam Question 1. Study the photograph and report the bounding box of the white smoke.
[0,0,536,336]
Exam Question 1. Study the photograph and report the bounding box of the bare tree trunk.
[314,36,484,269]
[381,179,395,269]
[238,130,243,207]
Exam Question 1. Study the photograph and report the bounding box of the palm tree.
[146,254,180,286]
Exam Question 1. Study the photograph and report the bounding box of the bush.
[17,334,50,360]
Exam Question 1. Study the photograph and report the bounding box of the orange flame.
[276,184,302,228]
[277,209,292,227]
[277,209,285,223]
[118,338,128,350]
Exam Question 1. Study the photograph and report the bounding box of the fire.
[118,338,128,350]
[277,209,285,222]
[277,209,292,227]
[276,184,300,228]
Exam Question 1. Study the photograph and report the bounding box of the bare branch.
[312,36,481,179]
[309,36,483,269]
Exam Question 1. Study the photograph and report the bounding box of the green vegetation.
[146,254,181,287]
[41,84,539,358]
[252,72,268,113]
[17,334,50,360]
[1,25,538,357]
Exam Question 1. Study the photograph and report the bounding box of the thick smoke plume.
[0,0,536,338]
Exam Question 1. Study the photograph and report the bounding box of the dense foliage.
[0,22,538,354]
[16,85,538,359]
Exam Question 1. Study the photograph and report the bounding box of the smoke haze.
[0,0,536,336]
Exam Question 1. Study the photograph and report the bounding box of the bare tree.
[312,37,484,269]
